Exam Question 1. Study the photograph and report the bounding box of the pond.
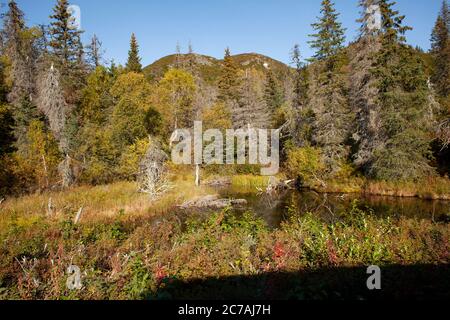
[216,186,450,228]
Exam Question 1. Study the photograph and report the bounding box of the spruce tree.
[49,0,83,74]
[351,0,384,168]
[308,0,346,61]
[291,44,307,110]
[431,0,450,99]
[289,44,312,147]
[238,68,270,129]
[264,69,283,113]
[367,0,433,180]
[308,1,351,173]
[218,47,240,103]
[126,33,142,73]
[2,0,40,148]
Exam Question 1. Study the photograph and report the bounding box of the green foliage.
[153,68,196,133]
[80,66,114,125]
[218,48,241,103]
[264,70,284,113]
[118,138,150,180]
[13,120,61,191]
[0,104,15,155]
[126,33,142,73]
[370,27,434,179]
[308,0,346,61]
[202,102,232,130]
[49,0,84,78]
[286,147,326,185]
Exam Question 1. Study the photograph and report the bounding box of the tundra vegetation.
[0,0,449,300]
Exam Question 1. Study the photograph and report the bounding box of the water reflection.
[217,186,450,228]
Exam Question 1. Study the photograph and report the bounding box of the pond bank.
[297,177,450,201]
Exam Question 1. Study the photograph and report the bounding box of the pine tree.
[126,33,142,73]
[431,0,450,99]
[308,0,346,61]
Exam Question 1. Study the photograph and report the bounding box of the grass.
[315,176,450,200]
[231,175,275,189]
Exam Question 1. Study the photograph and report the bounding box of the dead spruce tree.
[137,140,169,199]
[38,64,73,188]
[350,0,383,168]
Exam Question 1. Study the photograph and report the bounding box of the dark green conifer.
[126,33,142,73]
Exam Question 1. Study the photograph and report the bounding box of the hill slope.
[143,53,292,84]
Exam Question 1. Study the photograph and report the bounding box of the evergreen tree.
[308,0,346,61]
[49,0,83,74]
[2,0,40,148]
[291,44,307,110]
[351,0,384,168]
[0,63,14,155]
[431,0,450,99]
[237,68,270,129]
[264,69,283,113]
[126,33,142,73]
[288,44,312,147]
[364,0,433,180]
[307,1,351,172]
[218,47,241,103]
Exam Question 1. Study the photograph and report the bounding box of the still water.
[216,186,450,228]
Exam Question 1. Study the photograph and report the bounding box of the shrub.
[286,147,326,186]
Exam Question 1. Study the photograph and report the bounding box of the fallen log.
[179,195,248,210]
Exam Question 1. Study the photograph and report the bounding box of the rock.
[179,195,247,210]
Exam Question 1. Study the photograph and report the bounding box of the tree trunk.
[195,165,201,187]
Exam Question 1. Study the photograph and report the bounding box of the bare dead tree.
[38,64,68,148]
[438,119,450,150]
[86,34,104,68]
[38,64,74,188]
[137,140,170,199]
[58,154,75,188]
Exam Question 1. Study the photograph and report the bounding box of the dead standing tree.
[137,140,170,199]
[38,64,74,188]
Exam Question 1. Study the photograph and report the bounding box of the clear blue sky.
[10,0,444,66]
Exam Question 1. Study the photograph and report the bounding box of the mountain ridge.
[143,52,292,84]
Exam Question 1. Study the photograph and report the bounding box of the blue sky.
[11,0,444,66]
